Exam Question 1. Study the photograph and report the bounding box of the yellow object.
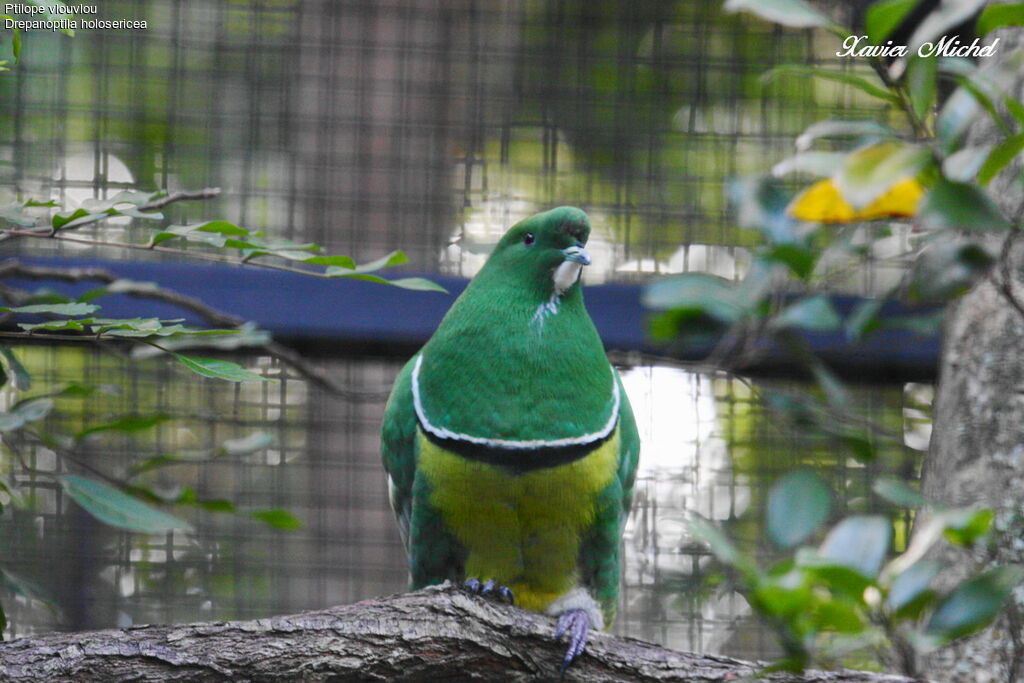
[416,427,621,625]
[788,176,924,223]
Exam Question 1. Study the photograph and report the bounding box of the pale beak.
[553,245,590,296]
[561,245,591,265]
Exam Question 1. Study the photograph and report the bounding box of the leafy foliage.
[0,186,443,635]
[695,475,1019,673]
[651,0,1024,675]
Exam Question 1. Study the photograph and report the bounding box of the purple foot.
[462,577,514,604]
[554,608,590,674]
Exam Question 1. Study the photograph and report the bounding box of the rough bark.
[921,28,1024,683]
[0,584,923,682]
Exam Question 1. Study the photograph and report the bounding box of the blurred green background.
[0,0,924,663]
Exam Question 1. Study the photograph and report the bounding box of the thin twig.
[0,259,349,395]
[866,56,930,139]
[0,260,245,327]
[1,231,343,279]
[137,188,222,212]
[0,434,49,476]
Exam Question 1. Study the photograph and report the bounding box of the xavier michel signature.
[838,34,1000,59]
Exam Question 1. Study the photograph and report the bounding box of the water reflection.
[618,365,756,655]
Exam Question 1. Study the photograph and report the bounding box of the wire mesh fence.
[0,0,929,664]
[0,344,924,664]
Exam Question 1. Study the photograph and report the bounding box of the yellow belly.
[417,428,619,613]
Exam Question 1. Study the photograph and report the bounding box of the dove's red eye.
[523,232,536,246]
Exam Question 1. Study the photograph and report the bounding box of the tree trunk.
[921,28,1024,683]
[0,584,924,682]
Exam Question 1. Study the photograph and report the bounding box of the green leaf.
[128,453,207,476]
[387,277,449,293]
[865,0,920,43]
[728,176,795,244]
[925,566,1024,641]
[17,291,75,306]
[322,251,403,276]
[55,382,110,398]
[762,65,899,104]
[762,244,817,280]
[77,279,162,303]
[809,355,853,411]
[0,567,57,613]
[0,398,54,432]
[296,254,357,268]
[1006,96,1024,127]
[977,132,1024,187]
[175,488,237,513]
[59,474,193,533]
[766,468,833,549]
[846,298,885,343]
[937,52,1024,150]
[887,560,940,616]
[797,552,874,599]
[0,200,41,227]
[905,0,988,57]
[686,516,757,576]
[976,3,1024,36]
[76,414,172,440]
[795,120,897,151]
[11,24,21,62]
[249,508,303,530]
[129,324,270,357]
[0,474,26,509]
[772,296,842,332]
[87,318,231,339]
[172,354,271,382]
[772,151,848,178]
[642,274,744,323]
[18,318,92,333]
[724,0,840,30]
[221,432,273,455]
[1,303,99,316]
[148,220,250,247]
[77,192,158,216]
[943,507,993,546]
[194,498,236,513]
[812,599,865,633]
[330,272,449,292]
[918,179,1009,232]
[937,86,982,150]
[908,239,994,302]
[52,209,110,231]
[906,55,938,122]
[836,141,931,210]
[886,512,959,578]
[942,145,994,183]
[752,573,812,617]
[353,250,407,273]
[0,346,31,391]
[873,476,925,508]
[820,515,891,578]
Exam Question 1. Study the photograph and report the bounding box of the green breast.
[416,427,620,614]
[415,268,615,443]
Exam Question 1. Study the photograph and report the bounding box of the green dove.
[381,206,640,672]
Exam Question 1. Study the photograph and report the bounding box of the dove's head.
[487,206,592,298]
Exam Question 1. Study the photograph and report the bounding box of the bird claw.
[462,577,514,604]
[554,608,590,674]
